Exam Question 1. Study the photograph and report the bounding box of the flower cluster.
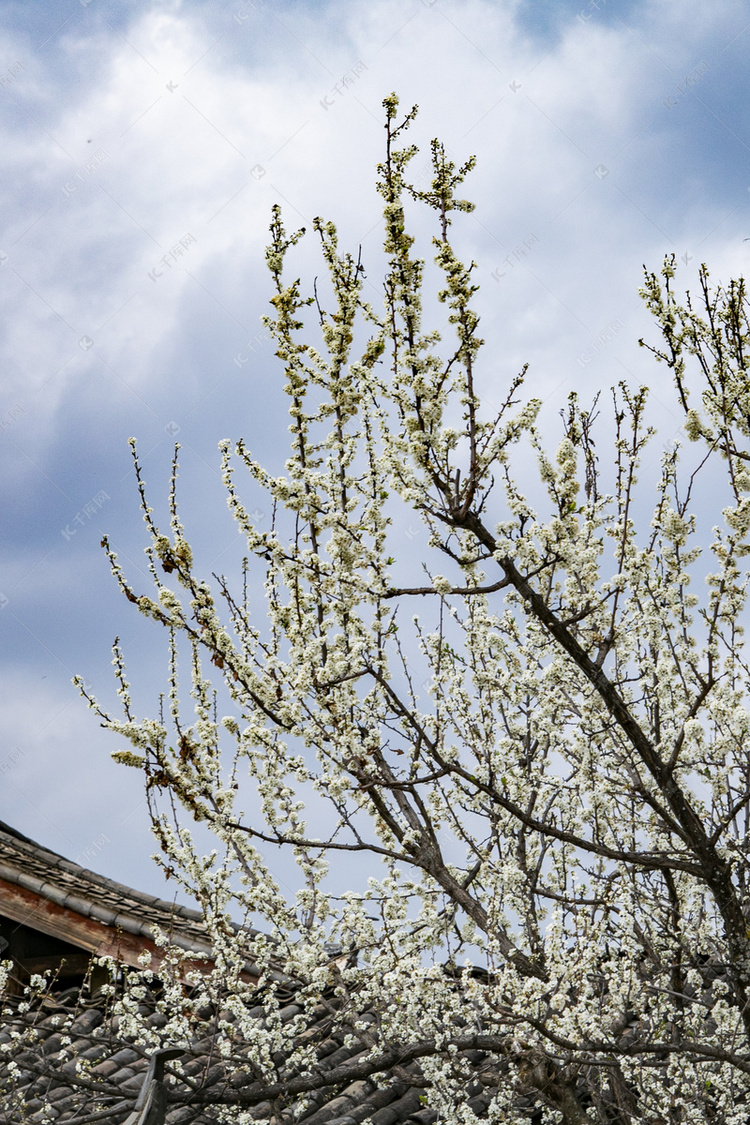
[59,96,750,1122]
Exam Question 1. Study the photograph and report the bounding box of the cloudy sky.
[1,0,749,900]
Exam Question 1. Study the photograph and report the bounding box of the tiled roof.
[0,824,520,1123]
[0,821,278,984]
[0,988,511,1124]
[0,822,736,1123]
[0,824,490,1123]
[0,820,213,960]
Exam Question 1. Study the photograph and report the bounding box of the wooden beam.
[0,878,258,984]
[0,877,212,977]
[19,953,92,977]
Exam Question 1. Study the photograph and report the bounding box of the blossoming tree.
[14,94,750,1121]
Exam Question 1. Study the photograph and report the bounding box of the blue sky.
[1,0,749,898]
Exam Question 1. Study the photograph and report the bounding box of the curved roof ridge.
[0,820,207,943]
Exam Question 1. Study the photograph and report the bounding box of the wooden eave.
[0,875,214,976]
